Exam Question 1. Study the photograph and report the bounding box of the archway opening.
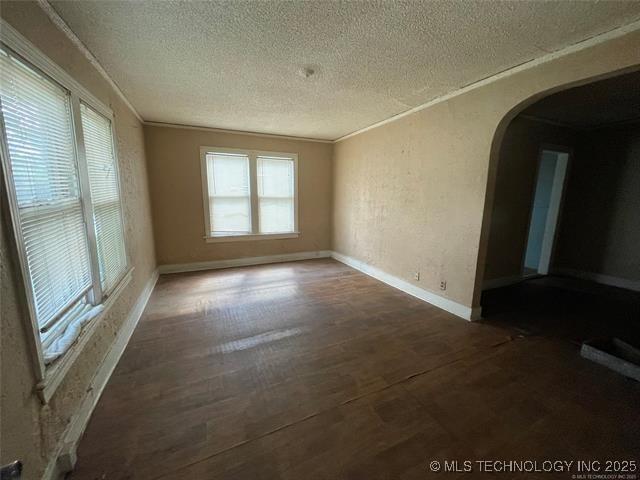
[479,69,640,344]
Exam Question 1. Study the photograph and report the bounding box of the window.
[0,45,128,368]
[201,147,298,241]
[81,103,127,292]
[257,156,295,234]
[206,152,251,235]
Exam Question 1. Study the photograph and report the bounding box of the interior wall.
[0,3,156,479]
[333,28,640,310]
[483,117,578,282]
[554,122,640,282]
[144,125,333,266]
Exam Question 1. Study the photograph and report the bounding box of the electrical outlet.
[440,280,447,291]
[414,271,420,281]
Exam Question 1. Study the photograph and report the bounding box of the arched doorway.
[478,68,640,342]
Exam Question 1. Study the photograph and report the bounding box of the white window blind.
[81,103,127,293]
[0,48,92,331]
[257,156,295,234]
[0,44,129,367]
[206,152,251,235]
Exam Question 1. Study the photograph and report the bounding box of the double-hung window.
[0,43,128,373]
[201,147,298,241]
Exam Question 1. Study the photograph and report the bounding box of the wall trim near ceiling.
[42,270,159,480]
[335,18,640,143]
[552,268,640,292]
[36,0,144,122]
[143,121,334,144]
[33,2,640,144]
[331,251,481,321]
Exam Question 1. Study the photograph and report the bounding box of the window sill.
[205,232,300,243]
[36,268,134,404]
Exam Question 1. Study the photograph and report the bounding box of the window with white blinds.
[81,103,127,292]
[257,156,295,234]
[206,152,251,235]
[201,148,298,240]
[0,45,128,366]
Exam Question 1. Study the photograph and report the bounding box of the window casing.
[200,147,299,242]
[0,37,129,389]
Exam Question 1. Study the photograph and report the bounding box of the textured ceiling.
[49,1,640,140]
[523,70,640,129]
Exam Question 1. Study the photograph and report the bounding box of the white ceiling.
[49,1,640,141]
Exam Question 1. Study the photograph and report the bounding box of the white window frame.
[0,20,131,403]
[200,146,299,243]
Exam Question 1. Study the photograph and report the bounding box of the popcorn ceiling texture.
[49,0,640,140]
[0,2,156,479]
[332,29,640,310]
[1,2,639,479]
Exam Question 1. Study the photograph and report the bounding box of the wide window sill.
[205,232,300,243]
[36,268,134,404]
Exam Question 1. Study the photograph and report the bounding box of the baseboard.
[330,251,477,321]
[43,269,159,480]
[158,250,333,274]
[552,268,640,292]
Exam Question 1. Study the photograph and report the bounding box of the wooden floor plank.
[71,259,640,479]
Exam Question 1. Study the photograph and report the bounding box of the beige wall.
[483,116,578,281]
[333,29,640,309]
[144,126,333,265]
[554,122,640,281]
[0,3,156,479]
[1,3,639,477]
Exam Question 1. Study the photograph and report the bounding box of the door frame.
[521,144,572,276]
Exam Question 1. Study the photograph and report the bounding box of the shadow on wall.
[480,67,640,289]
[554,122,640,281]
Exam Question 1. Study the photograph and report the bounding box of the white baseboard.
[161,250,480,321]
[330,251,477,321]
[43,269,159,480]
[553,268,640,292]
[158,250,333,274]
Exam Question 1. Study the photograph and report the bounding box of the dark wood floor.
[482,274,640,345]
[71,259,640,479]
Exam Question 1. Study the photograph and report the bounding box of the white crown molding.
[36,0,144,122]
[0,18,113,120]
[143,121,334,144]
[29,2,640,144]
[335,18,640,143]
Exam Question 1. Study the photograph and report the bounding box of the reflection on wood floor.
[71,259,640,480]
